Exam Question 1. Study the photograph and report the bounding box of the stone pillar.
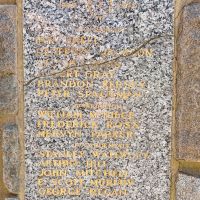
[176,3,200,161]
[175,2,200,199]
[0,5,19,198]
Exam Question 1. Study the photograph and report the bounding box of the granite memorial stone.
[24,0,173,199]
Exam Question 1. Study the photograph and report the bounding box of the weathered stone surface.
[3,124,19,194]
[24,0,173,199]
[0,75,18,113]
[177,173,200,200]
[176,3,200,160]
[0,5,16,72]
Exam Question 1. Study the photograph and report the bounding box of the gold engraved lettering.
[89,188,127,197]
[37,89,70,98]
[39,187,81,196]
[67,36,98,45]
[38,178,43,186]
[39,169,68,177]
[85,70,115,79]
[37,120,97,129]
[90,111,134,119]
[91,131,134,139]
[106,121,132,129]
[38,150,84,159]
[50,179,84,186]
[77,143,130,149]
[102,80,136,89]
[37,130,82,138]
[75,102,123,110]
[75,169,128,178]
[37,80,92,88]
[86,160,107,168]
[89,179,134,187]
[77,90,133,100]
[101,48,153,58]
[36,36,56,45]
[38,110,83,119]
[39,160,78,167]
[92,151,130,159]
[60,0,77,9]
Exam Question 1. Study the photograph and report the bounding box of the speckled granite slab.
[24,0,173,199]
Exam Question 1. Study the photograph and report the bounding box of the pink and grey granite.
[24,0,173,199]
[176,3,200,160]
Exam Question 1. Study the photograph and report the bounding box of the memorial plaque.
[24,0,173,199]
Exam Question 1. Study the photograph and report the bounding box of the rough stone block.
[0,75,18,114]
[176,3,200,160]
[0,5,16,72]
[0,5,17,71]
[3,124,19,194]
[176,173,200,200]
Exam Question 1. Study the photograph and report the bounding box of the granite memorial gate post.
[23,0,173,199]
